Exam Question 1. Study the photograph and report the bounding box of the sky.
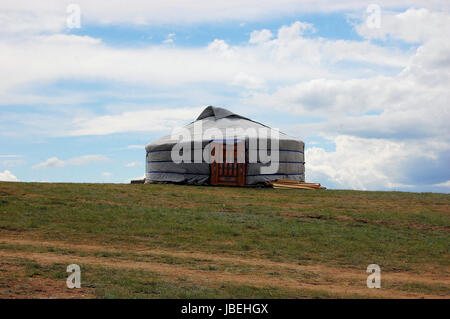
[0,0,449,192]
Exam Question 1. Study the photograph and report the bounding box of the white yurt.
[145,106,305,186]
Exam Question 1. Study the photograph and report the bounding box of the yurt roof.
[196,106,251,121]
[145,106,302,152]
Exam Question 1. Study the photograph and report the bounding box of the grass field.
[0,181,448,298]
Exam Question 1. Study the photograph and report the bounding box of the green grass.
[384,281,450,297]
[3,257,347,299]
[0,242,269,275]
[0,182,449,298]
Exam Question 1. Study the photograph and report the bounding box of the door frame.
[210,140,247,186]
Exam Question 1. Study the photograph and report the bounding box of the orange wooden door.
[210,141,246,186]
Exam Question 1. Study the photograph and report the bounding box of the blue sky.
[0,1,449,192]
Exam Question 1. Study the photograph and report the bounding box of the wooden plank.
[275,179,302,184]
[272,183,316,189]
[272,185,322,190]
[273,179,321,186]
[270,182,325,190]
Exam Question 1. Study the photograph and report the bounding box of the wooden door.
[210,141,246,186]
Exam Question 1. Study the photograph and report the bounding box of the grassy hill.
[0,182,448,298]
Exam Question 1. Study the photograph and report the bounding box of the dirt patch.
[1,234,448,284]
[0,249,440,299]
[208,240,234,246]
[335,215,450,232]
[73,198,122,206]
[281,212,450,232]
[0,261,92,299]
[0,189,21,196]
[0,234,448,299]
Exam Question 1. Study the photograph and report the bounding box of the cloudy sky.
[0,0,449,192]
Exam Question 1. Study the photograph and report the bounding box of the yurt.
[145,106,304,186]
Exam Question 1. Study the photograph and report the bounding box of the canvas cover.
[145,106,305,185]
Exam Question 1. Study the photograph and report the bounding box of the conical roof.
[146,106,301,152]
[196,106,250,121]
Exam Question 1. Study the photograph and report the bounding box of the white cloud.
[433,180,450,187]
[237,11,450,192]
[127,145,145,149]
[231,72,264,89]
[321,39,410,67]
[67,155,109,166]
[162,33,175,44]
[70,107,203,136]
[33,157,64,169]
[1,1,443,30]
[125,162,140,167]
[102,172,112,176]
[0,21,411,95]
[306,135,449,191]
[0,155,25,167]
[307,136,398,190]
[401,38,450,85]
[278,21,315,40]
[0,170,18,181]
[249,29,273,43]
[0,9,65,35]
[0,90,97,107]
[206,39,235,59]
[247,15,450,142]
[0,154,23,158]
[249,76,406,115]
[250,74,449,142]
[33,155,109,169]
[357,8,450,43]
